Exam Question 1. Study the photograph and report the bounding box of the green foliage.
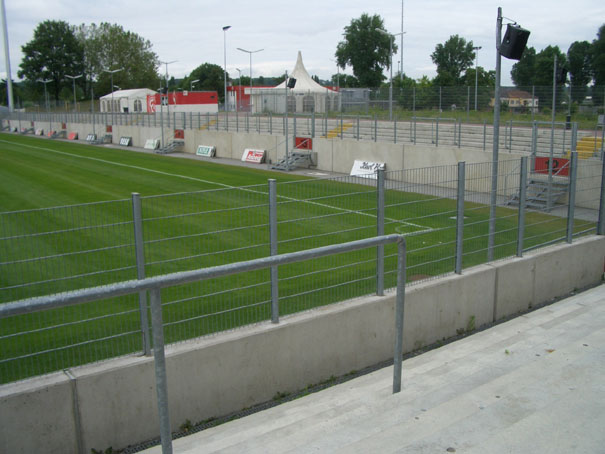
[76,23,160,95]
[331,73,360,88]
[591,24,605,105]
[431,35,476,86]
[180,63,225,102]
[567,41,592,103]
[335,13,395,88]
[511,46,537,87]
[18,20,85,101]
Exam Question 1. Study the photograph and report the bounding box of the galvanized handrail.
[0,234,407,454]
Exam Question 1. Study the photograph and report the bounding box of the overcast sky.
[1,0,604,88]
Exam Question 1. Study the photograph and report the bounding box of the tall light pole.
[36,78,52,112]
[103,68,123,125]
[235,68,241,112]
[65,73,83,111]
[377,29,402,121]
[223,25,231,111]
[237,47,263,113]
[400,0,405,81]
[190,79,199,91]
[159,59,177,120]
[1,0,14,111]
[473,46,482,111]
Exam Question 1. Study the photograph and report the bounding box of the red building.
[146,91,218,114]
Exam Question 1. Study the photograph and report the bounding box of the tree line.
[2,16,604,109]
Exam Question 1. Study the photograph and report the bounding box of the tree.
[567,41,592,102]
[18,20,85,102]
[511,46,536,87]
[181,63,225,102]
[77,23,159,95]
[591,24,605,106]
[431,35,476,86]
[335,13,396,88]
[331,73,360,88]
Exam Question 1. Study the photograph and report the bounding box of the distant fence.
[3,109,605,158]
[1,157,604,385]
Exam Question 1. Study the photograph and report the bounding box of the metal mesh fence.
[1,155,603,384]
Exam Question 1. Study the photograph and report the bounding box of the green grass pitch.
[0,133,593,383]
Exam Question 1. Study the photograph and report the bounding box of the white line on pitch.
[2,138,434,233]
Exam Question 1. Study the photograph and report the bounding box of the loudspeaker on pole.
[500,24,530,60]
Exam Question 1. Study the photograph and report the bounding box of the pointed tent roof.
[274,51,333,93]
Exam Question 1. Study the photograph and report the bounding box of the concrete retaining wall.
[2,235,604,454]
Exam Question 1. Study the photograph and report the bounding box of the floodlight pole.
[377,29,402,122]
[285,70,289,171]
[223,26,231,111]
[65,73,83,111]
[190,79,199,92]
[37,78,52,113]
[488,7,503,261]
[235,68,241,112]
[1,0,14,111]
[103,68,123,126]
[159,60,177,122]
[473,46,482,111]
[237,47,264,113]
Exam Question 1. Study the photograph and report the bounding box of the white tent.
[250,51,339,114]
[99,88,156,113]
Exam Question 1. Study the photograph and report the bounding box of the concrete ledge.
[1,236,604,453]
[0,371,77,454]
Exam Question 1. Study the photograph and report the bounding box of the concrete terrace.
[142,284,605,454]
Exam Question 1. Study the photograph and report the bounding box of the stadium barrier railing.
[1,155,604,385]
[0,234,408,454]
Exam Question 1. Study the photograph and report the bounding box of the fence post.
[269,179,279,323]
[394,119,397,144]
[517,156,528,257]
[566,152,578,243]
[571,122,578,152]
[376,169,385,296]
[293,114,297,139]
[311,111,315,138]
[340,110,344,140]
[357,115,360,140]
[531,121,538,172]
[132,193,151,356]
[269,112,272,135]
[414,116,417,144]
[508,120,513,151]
[374,116,377,142]
[458,119,462,148]
[392,237,406,394]
[435,117,439,147]
[599,154,605,235]
[149,288,173,454]
[455,162,465,274]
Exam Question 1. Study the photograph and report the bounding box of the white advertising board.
[241,148,266,164]
[144,139,160,150]
[196,145,216,157]
[350,160,386,179]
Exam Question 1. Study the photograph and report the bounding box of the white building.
[250,51,340,114]
[99,88,157,114]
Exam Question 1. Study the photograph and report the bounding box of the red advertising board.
[534,157,569,176]
[295,137,312,150]
[174,129,184,139]
[241,149,266,164]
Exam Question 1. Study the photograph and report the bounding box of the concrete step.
[141,285,605,454]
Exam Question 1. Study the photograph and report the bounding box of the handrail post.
[516,157,528,256]
[132,193,151,356]
[455,162,465,274]
[269,180,279,323]
[392,237,406,394]
[566,152,578,243]
[149,288,172,454]
[377,169,385,296]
